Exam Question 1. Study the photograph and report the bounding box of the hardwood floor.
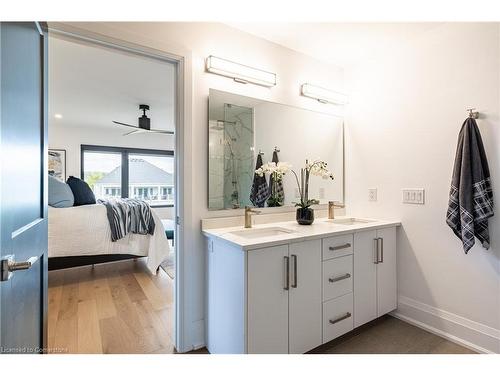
[48,258,175,354]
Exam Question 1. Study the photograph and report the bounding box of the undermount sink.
[327,217,376,225]
[229,227,295,239]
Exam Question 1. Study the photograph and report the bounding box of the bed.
[48,204,171,273]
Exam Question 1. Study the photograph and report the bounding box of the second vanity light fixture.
[301,83,348,105]
[205,55,277,87]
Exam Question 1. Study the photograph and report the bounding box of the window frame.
[81,144,175,207]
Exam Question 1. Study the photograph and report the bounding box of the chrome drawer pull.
[328,273,351,283]
[328,243,351,251]
[283,256,289,290]
[329,312,352,325]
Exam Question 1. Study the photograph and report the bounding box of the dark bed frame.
[48,254,144,271]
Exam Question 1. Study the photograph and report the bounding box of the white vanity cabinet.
[353,227,397,328]
[204,221,399,354]
[247,240,322,354]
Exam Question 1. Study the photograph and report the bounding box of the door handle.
[329,312,352,325]
[328,273,351,283]
[283,256,289,290]
[291,254,297,288]
[329,243,351,251]
[373,238,379,264]
[1,255,39,281]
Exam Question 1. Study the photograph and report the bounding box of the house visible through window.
[82,145,174,207]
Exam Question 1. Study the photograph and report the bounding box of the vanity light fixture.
[301,83,348,105]
[205,55,277,87]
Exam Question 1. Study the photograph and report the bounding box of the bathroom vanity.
[203,217,400,354]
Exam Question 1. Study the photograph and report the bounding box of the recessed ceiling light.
[54,114,63,119]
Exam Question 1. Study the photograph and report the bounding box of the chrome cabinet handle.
[291,254,298,288]
[329,243,351,251]
[373,238,379,264]
[329,312,352,325]
[379,238,384,263]
[283,256,289,290]
[1,255,39,282]
[328,273,351,283]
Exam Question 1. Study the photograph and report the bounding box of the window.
[81,145,174,207]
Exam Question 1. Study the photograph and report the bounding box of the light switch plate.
[402,188,425,204]
[368,188,377,202]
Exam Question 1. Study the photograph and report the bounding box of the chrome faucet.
[244,206,261,228]
[328,201,344,220]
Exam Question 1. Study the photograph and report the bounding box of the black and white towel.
[268,150,285,205]
[99,198,155,242]
[446,117,494,254]
[249,153,270,207]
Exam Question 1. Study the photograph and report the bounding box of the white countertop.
[202,216,401,250]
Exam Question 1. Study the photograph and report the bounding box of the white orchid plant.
[255,161,292,207]
[291,159,335,209]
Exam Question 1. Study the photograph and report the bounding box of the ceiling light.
[205,55,276,87]
[54,113,63,119]
[301,83,348,105]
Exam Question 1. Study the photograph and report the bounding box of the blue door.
[0,22,48,354]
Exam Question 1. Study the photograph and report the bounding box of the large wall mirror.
[208,89,344,210]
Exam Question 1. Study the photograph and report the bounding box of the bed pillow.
[48,175,75,208]
[66,176,96,206]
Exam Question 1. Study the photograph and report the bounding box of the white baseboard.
[393,296,500,354]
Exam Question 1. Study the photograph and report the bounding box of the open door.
[0,22,48,354]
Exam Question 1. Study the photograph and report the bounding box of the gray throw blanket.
[249,153,270,207]
[446,117,494,254]
[267,150,285,206]
[99,198,155,242]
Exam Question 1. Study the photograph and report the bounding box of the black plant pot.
[296,207,314,225]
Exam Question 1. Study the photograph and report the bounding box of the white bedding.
[48,204,170,274]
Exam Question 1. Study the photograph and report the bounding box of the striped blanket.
[98,198,156,242]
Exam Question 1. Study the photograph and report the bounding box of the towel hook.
[467,108,479,119]
[258,149,264,156]
[274,146,280,153]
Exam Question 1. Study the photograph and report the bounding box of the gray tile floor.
[308,315,476,354]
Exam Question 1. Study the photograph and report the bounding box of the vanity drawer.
[322,234,353,261]
[322,293,354,344]
[322,255,353,301]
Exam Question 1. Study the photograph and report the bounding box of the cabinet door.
[376,227,397,316]
[353,230,378,328]
[289,240,322,354]
[247,245,289,353]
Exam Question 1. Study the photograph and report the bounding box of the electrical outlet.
[295,188,301,198]
[319,187,325,199]
[368,188,377,202]
[402,188,425,204]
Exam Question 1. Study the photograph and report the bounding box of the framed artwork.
[48,149,67,181]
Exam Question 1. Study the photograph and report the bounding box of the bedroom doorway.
[46,29,182,353]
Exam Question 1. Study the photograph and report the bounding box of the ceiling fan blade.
[113,120,138,129]
[122,129,142,136]
[149,129,175,135]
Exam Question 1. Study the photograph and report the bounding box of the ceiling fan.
[113,104,174,136]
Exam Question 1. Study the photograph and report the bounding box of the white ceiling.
[227,23,444,68]
[49,35,176,131]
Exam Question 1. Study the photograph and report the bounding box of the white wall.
[52,22,345,351]
[49,123,175,178]
[345,23,500,353]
